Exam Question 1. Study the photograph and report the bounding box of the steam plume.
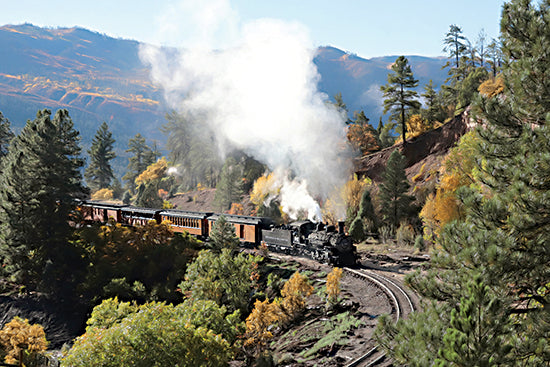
[140,0,352,220]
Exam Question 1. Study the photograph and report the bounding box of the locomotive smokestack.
[338,221,345,235]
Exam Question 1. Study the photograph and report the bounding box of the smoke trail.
[140,0,352,220]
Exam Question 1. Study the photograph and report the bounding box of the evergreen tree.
[214,157,244,211]
[348,217,364,243]
[378,2,550,364]
[357,188,377,231]
[0,112,14,162]
[0,109,87,289]
[378,150,414,228]
[163,112,222,190]
[443,25,468,76]
[380,56,421,144]
[208,215,240,253]
[435,275,514,366]
[421,80,446,126]
[122,133,157,194]
[84,122,116,192]
[377,120,396,148]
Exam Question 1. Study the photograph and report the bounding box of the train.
[77,200,358,267]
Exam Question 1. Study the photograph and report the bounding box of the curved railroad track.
[343,267,416,367]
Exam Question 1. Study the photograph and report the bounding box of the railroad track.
[343,267,416,367]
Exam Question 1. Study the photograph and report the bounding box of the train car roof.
[121,206,162,215]
[207,213,273,225]
[159,209,213,219]
[79,200,128,210]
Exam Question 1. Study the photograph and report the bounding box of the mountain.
[313,46,448,116]
[0,24,449,171]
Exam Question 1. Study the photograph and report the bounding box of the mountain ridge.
[0,23,449,154]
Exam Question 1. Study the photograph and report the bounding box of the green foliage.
[378,5,550,364]
[377,120,396,148]
[378,150,415,228]
[301,312,363,359]
[380,56,421,143]
[84,121,116,191]
[179,248,262,314]
[435,275,514,366]
[0,109,87,292]
[214,156,245,211]
[208,215,240,253]
[162,111,222,191]
[0,111,14,163]
[64,301,233,367]
[74,220,200,303]
[421,80,448,125]
[348,217,364,243]
[375,301,448,366]
[121,133,158,194]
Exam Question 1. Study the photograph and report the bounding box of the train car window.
[240,225,244,239]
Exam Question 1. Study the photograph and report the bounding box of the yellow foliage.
[344,174,372,220]
[244,298,280,348]
[279,272,314,322]
[91,188,113,201]
[326,267,343,304]
[420,131,480,238]
[478,75,504,97]
[411,164,426,183]
[135,157,168,186]
[228,203,244,215]
[346,123,379,154]
[0,317,47,365]
[250,172,280,207]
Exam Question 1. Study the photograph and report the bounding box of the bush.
[64,300,236,367]
[0,317,48,367]
[396,222,415,247]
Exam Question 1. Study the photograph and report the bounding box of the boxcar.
[159,209,212,238]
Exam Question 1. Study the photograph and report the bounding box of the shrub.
[64,300,236,367]
[0,317,47,366]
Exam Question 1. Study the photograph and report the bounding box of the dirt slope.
[355,111,471,183]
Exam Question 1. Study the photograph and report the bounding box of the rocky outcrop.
[355,111,471,182]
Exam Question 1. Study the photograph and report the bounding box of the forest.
[0,0,548,365]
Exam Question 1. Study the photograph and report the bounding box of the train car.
[159,209,212,238]
[121,206,162,227]
[207,214,273,244]
[78,200,128,223]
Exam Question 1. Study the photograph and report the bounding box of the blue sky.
[1,0,506,59]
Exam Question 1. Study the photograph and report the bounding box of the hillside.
[0,24,448,144]
[355,110,471,183]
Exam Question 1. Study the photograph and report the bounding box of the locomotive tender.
[77,200,357,266]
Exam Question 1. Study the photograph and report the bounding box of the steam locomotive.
[77,200,358,267]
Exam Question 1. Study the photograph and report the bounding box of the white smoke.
[140,0,352,221]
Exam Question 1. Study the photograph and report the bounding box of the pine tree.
[0,112,13,162]
[435,275,514,366]
[208,215,240,253]
[443,25,468,76]
[85,122,116,192]
[378,150,414,228]
[378,2,550,364]
[122,133,157,194]
[380,56,421,143]
[214,157,244,211]
[0,109,87,289]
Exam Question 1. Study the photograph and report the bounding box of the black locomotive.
[77,200,357,267]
